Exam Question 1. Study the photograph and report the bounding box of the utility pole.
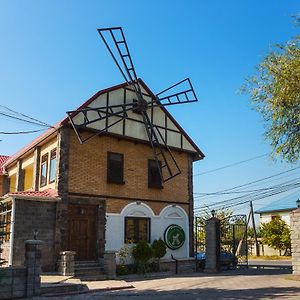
[250,201,260,256]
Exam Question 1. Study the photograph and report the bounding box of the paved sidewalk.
[36,269,300,300]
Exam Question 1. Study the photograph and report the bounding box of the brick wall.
[68,131,191,211]
[13,199,56,271]
[291,208,300,276]
[106,198,189,215]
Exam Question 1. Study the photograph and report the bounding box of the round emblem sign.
[164,224,185,250]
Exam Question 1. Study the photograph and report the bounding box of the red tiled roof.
[0,155,10,175]
[8,188,59,199]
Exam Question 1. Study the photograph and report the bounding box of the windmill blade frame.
[155,78,198,107]
[141,110,181,182]
[97,27,144,101]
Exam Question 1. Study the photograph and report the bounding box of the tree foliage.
[132,241,153,263]
[151,238,167,260]
[260,217,291,253]
[241,35,300,162]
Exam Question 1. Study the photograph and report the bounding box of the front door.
[68,204,97,260]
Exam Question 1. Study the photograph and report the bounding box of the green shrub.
[151,239,166,271]
[132,241,153,274]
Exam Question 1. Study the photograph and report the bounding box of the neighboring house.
[256,193,298,226]
[0,80,204,271]
[254,194,298,256]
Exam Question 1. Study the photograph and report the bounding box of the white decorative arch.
[159,204,189,220]
[120,201,156,218]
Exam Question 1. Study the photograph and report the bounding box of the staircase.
[74,260,106,281]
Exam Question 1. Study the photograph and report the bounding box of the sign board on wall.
[164,224,185,250]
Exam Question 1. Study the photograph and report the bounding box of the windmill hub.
[133,98,148,113]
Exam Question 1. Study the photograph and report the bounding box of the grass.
[249,255,292,260]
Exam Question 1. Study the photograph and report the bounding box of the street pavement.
[35,268,300,300]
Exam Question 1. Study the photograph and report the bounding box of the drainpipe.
[8,197,16,266]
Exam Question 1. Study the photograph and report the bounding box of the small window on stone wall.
[40,153,48,187]
[124,217,150,243]
[107,152,124,184]
[49,149,57,183]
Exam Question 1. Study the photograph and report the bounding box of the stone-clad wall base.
[291,209,300,276]
[13,199,56,271]
[160,258,196,274]
[0,240,42,299]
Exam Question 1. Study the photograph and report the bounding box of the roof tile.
[8,188,59,199]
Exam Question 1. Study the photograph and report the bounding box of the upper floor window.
[107,152,124,184]
[148,159,163,188]
[49,149,57,183]
[40,153,48,187]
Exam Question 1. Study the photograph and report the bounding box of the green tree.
[151,239,167,271]
[260,218,291,255]
[241,33,300,162]
[132,241,153,274]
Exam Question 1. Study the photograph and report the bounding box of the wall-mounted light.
[211,209,216,218]
[136,201,141,205]
[297,199,300,209]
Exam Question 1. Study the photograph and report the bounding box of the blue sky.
[1,0,299,217]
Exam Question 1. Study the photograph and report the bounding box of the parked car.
[196,251,238,270]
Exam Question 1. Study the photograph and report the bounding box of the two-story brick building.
[0,80,204,271]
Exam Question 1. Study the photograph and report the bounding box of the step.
[75,260,101,266]
[41,282,87,296]
[75,267,104,276]
[76,274,107,281]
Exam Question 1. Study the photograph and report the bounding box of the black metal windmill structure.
[67,27,198,183]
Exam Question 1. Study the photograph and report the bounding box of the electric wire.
[194,166,300,199]
[194,153,268,177]
[194,181,300,214]
[0,105,52,128]
[0,129,45,135]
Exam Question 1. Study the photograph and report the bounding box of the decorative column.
[32,146,41,191]
[16,160,24,192]
[24,240,43,297]
[59,251,76,276]
[104,251,116,279]
[291,200,300,277]
[205,216,221,273]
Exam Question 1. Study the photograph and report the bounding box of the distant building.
[256,193,299,226]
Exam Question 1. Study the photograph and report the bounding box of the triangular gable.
[66,79,204,158]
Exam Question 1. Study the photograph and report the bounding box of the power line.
[0,129,45,135]
[194,178,300,196]
[0,105,52,128]
[194,165,300,199]
[195,179,299,211]
[194,153,268,177]
[194,180,300,213]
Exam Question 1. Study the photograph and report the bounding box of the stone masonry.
[0,240,42,299]
[205,217,221,273]
[12,199,56,271]
[291,207,300,276]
